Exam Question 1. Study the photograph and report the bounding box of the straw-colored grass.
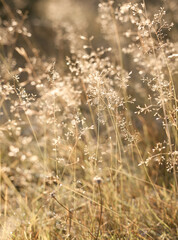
[0,0,177,239]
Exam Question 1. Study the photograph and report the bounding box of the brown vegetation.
[0,0,177,239]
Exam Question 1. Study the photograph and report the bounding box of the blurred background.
[1,0,178,60]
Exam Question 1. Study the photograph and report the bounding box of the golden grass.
[0,0,177,239]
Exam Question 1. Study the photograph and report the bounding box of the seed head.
[93,176,102,184]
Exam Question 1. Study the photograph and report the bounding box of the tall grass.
[0,0,177,239]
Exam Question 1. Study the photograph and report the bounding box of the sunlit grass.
[0,0,177,239]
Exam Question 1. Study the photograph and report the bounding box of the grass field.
[0,0,177,239]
